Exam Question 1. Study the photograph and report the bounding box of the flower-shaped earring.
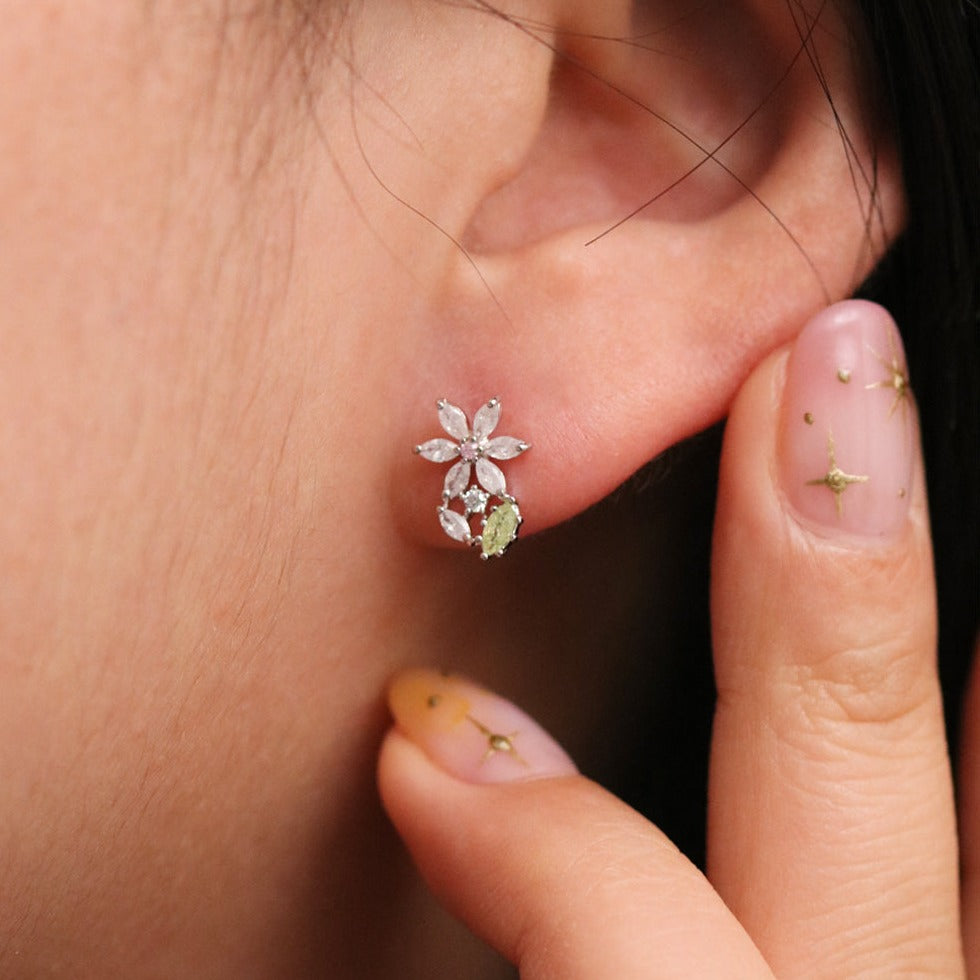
[414,398,530,559]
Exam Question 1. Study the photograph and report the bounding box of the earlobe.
[396,0,904,552]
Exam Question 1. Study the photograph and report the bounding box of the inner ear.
[398,0,903,549]
[462,2,794,254]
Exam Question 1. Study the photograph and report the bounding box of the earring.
[414,398,530,559]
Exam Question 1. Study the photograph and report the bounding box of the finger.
[956,633,980,975]
[708,301,962,976]
[378,668,775,979]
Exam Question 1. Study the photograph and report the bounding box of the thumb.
[377,668,773,979]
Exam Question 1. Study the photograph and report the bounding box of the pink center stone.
[460,439,480,462]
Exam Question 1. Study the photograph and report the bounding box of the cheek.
[0,0,335,832]
[0,2,340,643]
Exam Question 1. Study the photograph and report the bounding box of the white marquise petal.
[485,436,528,460]
[472,399,501,442]
[416,438,459,463]
[444,460,471,499]
[437,400,470,441]
[438,507,471,543]
[475,458,507,497]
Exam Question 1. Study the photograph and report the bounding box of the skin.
[0,0,973,976]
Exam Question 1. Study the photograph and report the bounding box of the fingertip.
[718,301,928,570]
[778,301,916,540]
[384,667,577,784]
[376,726,435,835]
[714,303,936,697]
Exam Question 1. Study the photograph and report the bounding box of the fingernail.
[779,300,916,537]
[387,668,578,783]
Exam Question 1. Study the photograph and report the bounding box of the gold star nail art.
[467,715,527,766]
[865,335,911,419]
[806,431,869,517]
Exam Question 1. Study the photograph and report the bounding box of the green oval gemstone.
[481,500,521,559]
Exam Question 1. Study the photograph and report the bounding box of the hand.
[378,302,966,977]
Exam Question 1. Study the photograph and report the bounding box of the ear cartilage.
[413,398,530,560]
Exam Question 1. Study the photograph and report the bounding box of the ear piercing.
[414,398,530,559]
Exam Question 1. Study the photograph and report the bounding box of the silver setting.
[414,398,530,558]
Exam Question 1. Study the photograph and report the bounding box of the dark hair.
[855,0,980,748]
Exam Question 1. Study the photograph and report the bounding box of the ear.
[386,0,903,547]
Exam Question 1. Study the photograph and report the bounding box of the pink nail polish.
[387,668,578,783]
[779,301,916,537]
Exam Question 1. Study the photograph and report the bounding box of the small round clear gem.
[461,486,489,515]
[460,439,480,462]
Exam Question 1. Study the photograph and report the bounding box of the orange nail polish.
[387,668,577,784]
